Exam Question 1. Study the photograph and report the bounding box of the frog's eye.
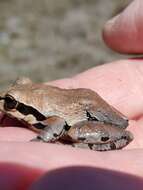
[4,95,18,110]
[101,136,110,142]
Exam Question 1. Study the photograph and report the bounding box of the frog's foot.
[31,116,70,142]
[67,120,134,151]
[30,136,44,142]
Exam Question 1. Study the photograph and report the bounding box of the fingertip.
[103,0,143,54]
[102,13,133,53]
[102,14,124,53]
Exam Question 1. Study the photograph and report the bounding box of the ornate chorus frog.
[0,78,133,151]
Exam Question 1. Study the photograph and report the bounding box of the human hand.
[1,0,143,189]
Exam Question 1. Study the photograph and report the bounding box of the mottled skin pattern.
[0,78,133,151]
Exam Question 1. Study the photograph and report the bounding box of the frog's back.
[34,86,112,125]
[7,83,99,125]
[39,86,127,127]
[7,82,126,127]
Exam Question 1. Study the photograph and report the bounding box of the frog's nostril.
[122,118,129,128]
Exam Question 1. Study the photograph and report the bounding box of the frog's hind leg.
[67,120,133,151]
[57,140,116,151]
[31,116,70,142]
[71,139,129,151]
[71,132,133,151]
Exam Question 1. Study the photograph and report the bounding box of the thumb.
[103,0,143,54]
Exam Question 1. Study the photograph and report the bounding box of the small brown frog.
[0,77,133,151]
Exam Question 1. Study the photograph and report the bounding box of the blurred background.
[0,0,131,89]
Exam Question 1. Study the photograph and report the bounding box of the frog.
[0,77,133,151]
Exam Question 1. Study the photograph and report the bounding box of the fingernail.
[105,14,120,32]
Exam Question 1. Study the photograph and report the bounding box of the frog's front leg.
[31,116,70,142]
[67,121,133,151]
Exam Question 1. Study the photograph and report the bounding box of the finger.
[0,143,143,189]
[49,61,143,119]
[0,142,142,178]
[0,163,42,190]
[103,0,143,53]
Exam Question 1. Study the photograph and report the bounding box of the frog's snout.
[121,118,129,128]
[111,117,129,129]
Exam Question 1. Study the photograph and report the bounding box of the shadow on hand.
[0,162,143,190]
[29,166,143,190]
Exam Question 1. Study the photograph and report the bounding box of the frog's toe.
[30,136,44,142]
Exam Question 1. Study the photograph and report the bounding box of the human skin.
[1,0,143,189]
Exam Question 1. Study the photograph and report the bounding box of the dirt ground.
[0,0,131,89]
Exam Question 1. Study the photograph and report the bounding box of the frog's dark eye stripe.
[33,122,46,129]
[4,95,18,110]
[16,102,46,121]
[0,94,46,121]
